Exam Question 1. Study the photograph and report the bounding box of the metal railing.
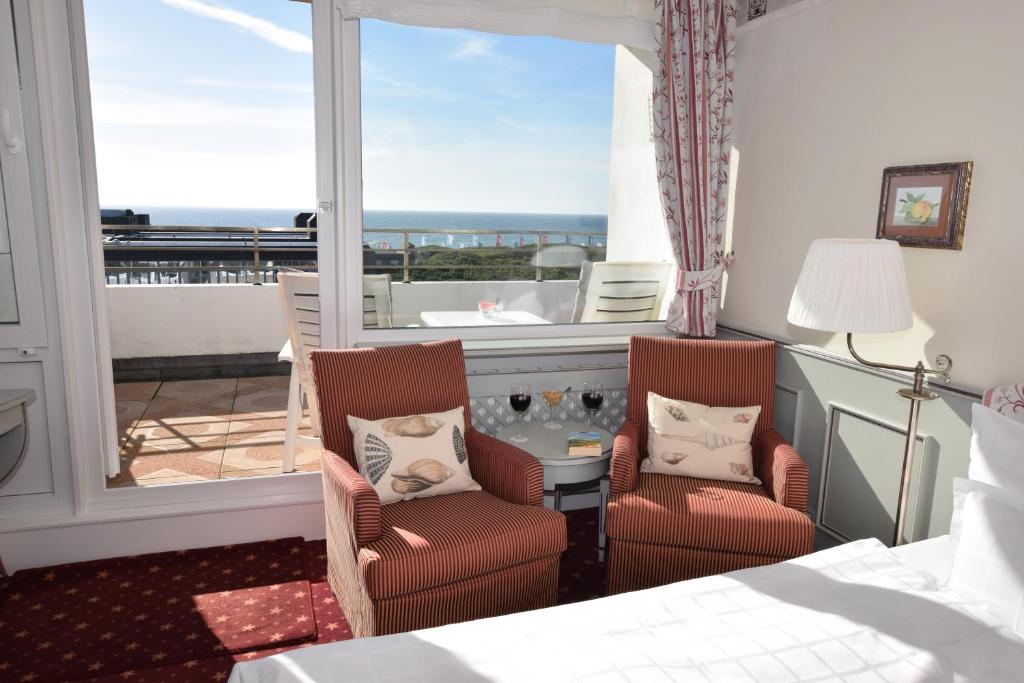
[103,225,317,285]
[102,225,607,284]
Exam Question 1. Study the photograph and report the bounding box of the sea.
[121,207,608,249]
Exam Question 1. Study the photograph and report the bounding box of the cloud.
[361,61,455,100]
[186,77,313,94]
[452,35,498,61]
[496,116,543,134]
[160,0,312,53]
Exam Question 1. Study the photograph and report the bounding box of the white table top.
[496,420,612,467]
[419,310,551,327]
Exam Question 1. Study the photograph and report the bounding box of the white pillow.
[968,403,1024,500]
[641,392,762,485]
[347,407,480,505]
[949,477,1024,556]
[949,486,1024,636]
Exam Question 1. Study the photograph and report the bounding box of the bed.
[228,533,1024,682]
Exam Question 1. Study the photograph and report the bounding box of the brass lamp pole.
[846,333,952,545]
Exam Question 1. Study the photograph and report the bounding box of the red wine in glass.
[581,381,604,427]
[510,394,532,413]
[509,382,531,443]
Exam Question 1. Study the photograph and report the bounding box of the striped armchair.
[310,340,566,637]
[606,336,814,594]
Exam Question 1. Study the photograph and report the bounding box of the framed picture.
[876,161,972,249]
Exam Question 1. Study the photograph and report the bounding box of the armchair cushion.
[465,429,544,506]
[359,490,566,600]
[642,392,762,485]
[347,407,480,505]
[607,473,813,558]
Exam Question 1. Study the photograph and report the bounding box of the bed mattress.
[228,537,1023,682]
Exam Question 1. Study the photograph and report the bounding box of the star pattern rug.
[1,509,605,682]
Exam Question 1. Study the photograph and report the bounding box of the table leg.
[553,488,562,511]
[598,475,609,562]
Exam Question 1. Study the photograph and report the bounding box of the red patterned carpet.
[1,509,604,682]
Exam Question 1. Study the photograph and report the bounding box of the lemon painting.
[894,186,942,227]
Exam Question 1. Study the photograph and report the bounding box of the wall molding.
[818,402,934,546]
[719,325,982,401]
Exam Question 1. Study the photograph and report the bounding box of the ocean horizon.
[113,206,608,250]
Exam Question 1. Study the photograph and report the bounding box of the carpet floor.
[1,508,605,682]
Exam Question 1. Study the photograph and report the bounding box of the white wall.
[606,46,671,264]
[721,0,1024,393]
[107,284,288,358]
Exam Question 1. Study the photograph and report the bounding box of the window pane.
[83,0,319,488]
[360,22,669,330]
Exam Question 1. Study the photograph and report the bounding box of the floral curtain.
[653,0,736,336]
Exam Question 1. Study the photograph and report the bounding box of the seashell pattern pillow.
[347,406,481,505]
[641,392,762,485]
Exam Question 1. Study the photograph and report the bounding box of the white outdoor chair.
[572,261,673,323]
[277,272,393,472]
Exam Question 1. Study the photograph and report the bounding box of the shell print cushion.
[642,392,762,485]
[347,406,480,505]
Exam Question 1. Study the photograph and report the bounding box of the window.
[358,22,671,331]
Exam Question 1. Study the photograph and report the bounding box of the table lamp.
[787,238,952,546]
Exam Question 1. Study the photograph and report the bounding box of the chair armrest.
[610,420,642,495]
[754,430,809,513]
[465,429,544,507]
[320,450,381,545]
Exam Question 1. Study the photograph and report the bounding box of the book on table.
[567,431,602,456]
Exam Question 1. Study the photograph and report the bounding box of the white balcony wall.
[606,46,671,264]
[389,280,579,328]
[107,284,289,358]
[107,280,581,358]
[606,46,674,320]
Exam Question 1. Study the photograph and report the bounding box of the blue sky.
[84,0,614,214]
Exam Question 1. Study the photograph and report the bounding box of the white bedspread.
[228,539,1024,682]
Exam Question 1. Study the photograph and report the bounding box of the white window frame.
[0,0,47,349]
[9,0,668,531]
[335,10,672,350]
[3,0,340,528]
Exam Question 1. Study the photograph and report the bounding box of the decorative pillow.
[641,392,762,484]
[967,403,1024,501]
[347,407,480,505]
[949,486,1024,636]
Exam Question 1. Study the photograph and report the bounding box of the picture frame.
[876,162,972,250]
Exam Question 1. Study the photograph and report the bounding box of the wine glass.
[508,382,531,443]
[542,388,566,430]
[581,380,604,428]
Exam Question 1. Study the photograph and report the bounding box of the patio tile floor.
[110,377,320,487]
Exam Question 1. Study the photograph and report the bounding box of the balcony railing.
[102,225,607,284]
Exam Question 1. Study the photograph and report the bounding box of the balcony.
[104,224,606,485]
[105,224,661,487]
[113,376,319,487]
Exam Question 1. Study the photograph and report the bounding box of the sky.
[83,0,615,215]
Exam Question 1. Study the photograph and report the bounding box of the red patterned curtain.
[653,0,736,336]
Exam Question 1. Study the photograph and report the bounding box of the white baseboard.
[1,500,326,572]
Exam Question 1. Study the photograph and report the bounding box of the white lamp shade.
[787,239,913,333]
